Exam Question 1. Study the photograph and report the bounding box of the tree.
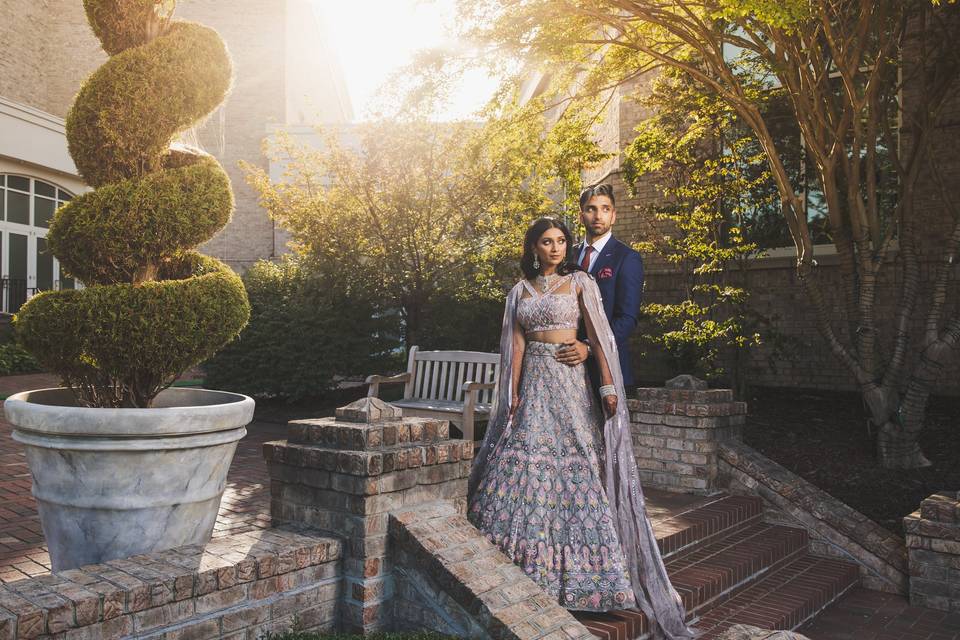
[625,65,765,388]
[243,116,575,349]
[459,0,960,468]
[16,0,249,407]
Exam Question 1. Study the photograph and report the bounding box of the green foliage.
[624,68,763,380]
[246,116,569,349]
[17,253,249,407]
[0,343,41,376]
[15,3,249,407]
[204,257,397,401]
[67,20,231,187]
[49,156,232,284]
[82,0,175,57]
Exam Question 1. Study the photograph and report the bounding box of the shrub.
[0,343,41,377]
[204,257,398,401]
[14,1,249,408]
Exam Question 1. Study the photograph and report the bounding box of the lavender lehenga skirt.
[468,341,636,611]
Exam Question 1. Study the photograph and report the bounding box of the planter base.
[5,387,254,571]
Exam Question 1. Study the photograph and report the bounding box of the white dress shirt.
[577,231,612,273]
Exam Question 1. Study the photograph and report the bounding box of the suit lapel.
[591,237,620,275]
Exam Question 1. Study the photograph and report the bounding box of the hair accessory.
[599,384,616,398]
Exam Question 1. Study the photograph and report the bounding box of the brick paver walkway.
[0,375,957,637]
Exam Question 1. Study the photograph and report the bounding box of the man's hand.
[556,340,589,366]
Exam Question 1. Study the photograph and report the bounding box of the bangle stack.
[599,384,617,398]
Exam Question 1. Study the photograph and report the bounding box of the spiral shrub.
[15,0,250,408]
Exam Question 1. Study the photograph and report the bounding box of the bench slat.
[454,361,464,402]
[415,359,428,399]
[430,360,441,400]
[414,350,499,364]
[441,360,453,401]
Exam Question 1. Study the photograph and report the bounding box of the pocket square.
[597,267,614,279]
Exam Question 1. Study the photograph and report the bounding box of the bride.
[468,217,694,639]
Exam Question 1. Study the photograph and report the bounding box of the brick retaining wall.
[718,440,908,594]
[904,491,960,611]
[0,527,340,639]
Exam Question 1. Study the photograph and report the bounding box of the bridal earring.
[533,254,540,270]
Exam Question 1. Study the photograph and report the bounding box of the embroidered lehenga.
[468,271,694,639]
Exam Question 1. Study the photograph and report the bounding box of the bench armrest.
[366,372,412,398]
[461,381,497,441]
[461,381,496,393]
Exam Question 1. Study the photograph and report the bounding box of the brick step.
[576,554,858,640]
[653,494,763,560]
[694,555,860,638]
[666,523,809,615]
[575,523,811,640]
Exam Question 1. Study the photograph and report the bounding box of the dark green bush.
[204,257,398,402]
[0,343,41,376]
[417,294,504,352]
[15,1,249,408]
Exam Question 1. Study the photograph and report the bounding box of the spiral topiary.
[15,0,250,408]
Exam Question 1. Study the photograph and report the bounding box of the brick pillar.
[263,397,474,633]
[629,375,746,494]
[904,491,960,611]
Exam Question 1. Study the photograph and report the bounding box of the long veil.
[468,271,695,640]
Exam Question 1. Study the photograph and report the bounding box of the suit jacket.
[573,236,644,387]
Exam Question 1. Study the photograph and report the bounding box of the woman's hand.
[602,394,618,418]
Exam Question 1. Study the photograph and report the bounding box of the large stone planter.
[5,387,254,571]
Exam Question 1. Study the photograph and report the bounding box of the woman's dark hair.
[520,217,581,279]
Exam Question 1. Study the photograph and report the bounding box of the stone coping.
[718,440,908,594]
[634,388,735,404]
[0,527,341,638]
[904,512,960,544]
[389,502,595,640]
[288,417,450,451]
[263,439,474,477]
[627,398,746,418]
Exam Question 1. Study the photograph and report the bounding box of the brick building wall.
[582,33,960,396]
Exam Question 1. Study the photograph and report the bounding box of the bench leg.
[462,391,478,441]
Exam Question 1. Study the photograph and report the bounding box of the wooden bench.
[365,346,500,441]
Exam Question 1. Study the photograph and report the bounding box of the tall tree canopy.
[244,116,587,348]
[457,0,960,468]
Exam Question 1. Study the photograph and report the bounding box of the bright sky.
[314,0,498,121]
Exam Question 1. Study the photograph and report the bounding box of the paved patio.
[0,374,957,638]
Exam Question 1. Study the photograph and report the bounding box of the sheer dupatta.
[468,272,695,640]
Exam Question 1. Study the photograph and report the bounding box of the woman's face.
[533,227,567,270]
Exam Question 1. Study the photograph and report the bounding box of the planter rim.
[4,387,256,437]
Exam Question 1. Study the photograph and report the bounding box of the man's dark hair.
[579,183,615,211]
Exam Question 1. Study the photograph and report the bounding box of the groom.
[557,183,644,388]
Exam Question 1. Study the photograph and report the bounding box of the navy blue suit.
[574,236,644,388]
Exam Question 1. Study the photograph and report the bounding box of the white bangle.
[599,384,616,398]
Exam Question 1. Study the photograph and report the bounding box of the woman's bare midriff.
[525,329,578,344]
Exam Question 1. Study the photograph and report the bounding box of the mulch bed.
[742,386,960,536]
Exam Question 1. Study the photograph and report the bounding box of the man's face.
[580,195,616,239]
